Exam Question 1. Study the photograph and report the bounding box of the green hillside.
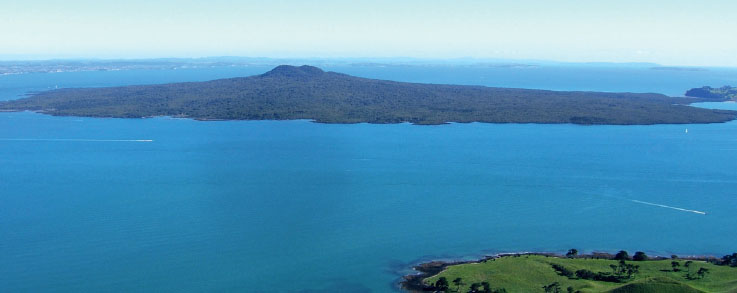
[607,277,702,293]
[422,255,737,292]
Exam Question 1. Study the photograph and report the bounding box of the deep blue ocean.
[1,64,737,292]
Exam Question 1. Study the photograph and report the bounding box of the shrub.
[575,269,596,280]
[551,263,574,278]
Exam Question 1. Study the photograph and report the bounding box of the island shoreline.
[1,107,735,126]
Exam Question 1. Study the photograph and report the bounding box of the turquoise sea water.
[1,66,737,292]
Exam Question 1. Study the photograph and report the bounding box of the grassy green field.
[425,255,737,292]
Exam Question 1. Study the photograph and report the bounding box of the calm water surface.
[1,66,736,292]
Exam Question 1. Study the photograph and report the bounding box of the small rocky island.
[1,65,735,125]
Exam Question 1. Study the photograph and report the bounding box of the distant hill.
[1,65,735,125]
[685,86,737,101]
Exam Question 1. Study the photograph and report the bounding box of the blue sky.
[1,0,736,66]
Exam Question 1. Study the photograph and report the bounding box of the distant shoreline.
[2,96,736,127]
[2,108,736,127]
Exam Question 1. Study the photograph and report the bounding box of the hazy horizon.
[2,56,737,69]
[2,0,736,67]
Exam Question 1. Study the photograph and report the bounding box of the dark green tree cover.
[685,86,737,100]
[615,251,630,261]
[1,65,735,125]
[551,263,575,277]
[542,282,562,293]
[672,261,681,272]
[684,261,694,277]
[633,251,648,261]
[717,253,737,267]
[466,281,505,293]
[610,260,640,278]
[575,269,597,280]
[566,249,578,258]
[435,277,450,291]
[453,277,465,292]
[570,260,639,283]
[696,268,709,279]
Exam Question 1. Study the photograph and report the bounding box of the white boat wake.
[0,138,153,142]
[628,199,707,215]
[600,194,707,215]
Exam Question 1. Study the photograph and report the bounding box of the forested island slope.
[1,65,734,125]
[686,86,737,101]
